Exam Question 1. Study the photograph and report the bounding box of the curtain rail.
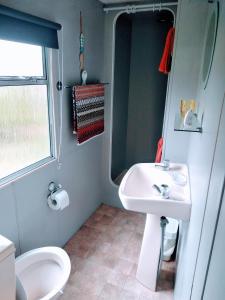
[104,2,178,13]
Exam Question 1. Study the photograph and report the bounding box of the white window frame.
[0,47,56,187]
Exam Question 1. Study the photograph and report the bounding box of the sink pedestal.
[136,214,162,291]
[119,163,191,290]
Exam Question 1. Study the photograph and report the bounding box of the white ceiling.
[99,0,175,4]
[99,0,143,4]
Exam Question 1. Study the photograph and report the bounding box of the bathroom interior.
[0,0,225,299]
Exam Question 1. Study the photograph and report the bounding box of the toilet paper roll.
[47,189,70,211]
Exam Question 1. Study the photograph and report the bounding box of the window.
[0,39,53,181]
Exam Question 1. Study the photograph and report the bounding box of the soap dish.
[171,173,187,186]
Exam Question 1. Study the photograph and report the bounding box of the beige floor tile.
[63,204,175,300]
[153,290,174,300]
[85,216,105,229]
[114,258,135,275]
[129,264,138,277]
[60,284,80,300]
[113,228,134,244]
[75,225,101,241]
[61,285,99,300]
[161,261,176,272]
[88,251,119,270]
[98,283,123,299]
[69,271,106,296]
[94,241,112,254]
[119,289,139,300]
[97,204,119,217]
[107,270,128,288]
[139,294,154,300]
[69,255,86,275]
[123,276,150,296]
[120,232,142,263]
[74,259,111,280]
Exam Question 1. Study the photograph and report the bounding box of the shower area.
[111,9,175,185]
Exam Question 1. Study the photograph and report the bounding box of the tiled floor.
[63,204,175,300]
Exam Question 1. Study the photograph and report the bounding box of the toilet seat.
[16,247,71,300]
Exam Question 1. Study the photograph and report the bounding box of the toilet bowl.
[16,247,71,300]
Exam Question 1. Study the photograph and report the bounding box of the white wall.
[203,165,225,299]
[102,10,122,207]
[195,88,225,300]
[174,1,225,299]
[0,0,104,255]
[163,0,208,163]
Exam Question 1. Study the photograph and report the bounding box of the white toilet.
[0,235,71,300]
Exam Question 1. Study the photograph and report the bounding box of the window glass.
[0,85,51,179]
[0,39,44,77]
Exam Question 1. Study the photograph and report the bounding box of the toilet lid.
[16,276,27,300]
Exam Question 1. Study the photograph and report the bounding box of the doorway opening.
[111,10,175,185]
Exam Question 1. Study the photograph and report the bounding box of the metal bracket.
[48,182,62,195]
[160,216,169,260]
[126,5,137,14]
[56,81,62,91]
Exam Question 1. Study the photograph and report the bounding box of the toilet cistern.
[0,235,16,300]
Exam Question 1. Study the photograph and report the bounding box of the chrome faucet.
[155,159,170,171]
[152,184,170,199]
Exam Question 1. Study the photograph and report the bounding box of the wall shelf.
[174,114,202,133]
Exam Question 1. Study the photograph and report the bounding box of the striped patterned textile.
[72,84,104,144]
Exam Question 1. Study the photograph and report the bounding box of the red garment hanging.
[159,27,175,74]
[155,137,163,163]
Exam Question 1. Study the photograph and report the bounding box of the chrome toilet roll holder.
[48,182,62,204]
[48,182,62,193]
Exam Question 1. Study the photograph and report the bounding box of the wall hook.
[56,81,62,91]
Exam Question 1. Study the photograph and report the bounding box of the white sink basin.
[118,162,191,291]
[119,163,191,221]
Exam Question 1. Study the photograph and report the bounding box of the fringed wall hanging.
[72,12,105,144]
